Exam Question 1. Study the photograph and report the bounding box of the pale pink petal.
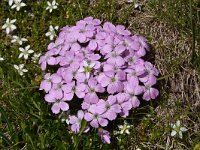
[121,101,132,111]
[84,113,94,121]
[115,56,125,66]
[111,104,121,113]
[75,73,86,82]
[81,102,90,110]
[150,88,159,99]
[77,110,84,119]
[59,102,69,111]
[131,97,140,108]
[78,34,87,43]
[98,118,108,127]
[51,103,60,114]
[107,95,116,105]
[143,91,151,101]
[47,57,57,65]
[41,62,47,70]
[51,74,62,83]
[88,40,97,50]
[44,93,55,103]
[84,93,99,104]
[100,75,110,87]
[90,119,99,128]
[69,116,78,124]
[133,85,144,95]
[40,80,51,92]
[64,92,74,100]
[75,90,85,98]
[102,44,112,53]
[104,111,117,121]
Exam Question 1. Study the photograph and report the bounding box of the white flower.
[78,60,95,79]
[117,121,133,135]
[171,120,188,139]
[19,45,34,60]
[46,0,58,13]
[65,118,70,125]
[45,25,59,40]
[134,3,142,11]
[8,0,14,6]
[127,0,133,3]
[113,130,119,135]
[0,56,4,61]
[11,0,26,11]
[126,0,142,11]
[31,53,41,63]
[14,64,28,76]
[61,118,65,122]
[2,18,17,34]
[11,35,28,45]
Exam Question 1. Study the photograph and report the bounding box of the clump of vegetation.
[0,0,199,149]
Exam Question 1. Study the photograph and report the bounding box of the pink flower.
[98,72,125,94]
[105,44,126,66]
[69,110,84,133]
[122,36,136,50]
[40,73,62,93]
[83,17,101,25]
[57,50,83,67]
[84,77,104,104]
[139,61,159,85]
[101,96,121,120]
[98,128,111,144]
[70,21,95,43]
[116,93,132,117]
[125,78,143,108]
[63,81,86,100]
[39,51,57,70]
[125,64,145,82]
[103,63,121,75]
[132,35,150,57]
[49,81,66,99]
[39,17,160,143]
[84,104,108,128]
[47,38,64,55]
[61,63,80,82]
[143,82,159,101]
[44,93,69,114]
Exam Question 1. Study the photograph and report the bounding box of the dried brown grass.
[117,1,200,149]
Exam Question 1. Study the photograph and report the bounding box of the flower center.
[130,93,135,98]
[145,86,150,91]
[47,78,52,82]
[55,99,61,103]
[113,66,118,71]
[128,57,134,63]
[57,83,62,89]
[72,86,76,92]
[80,29,85,33]
[123,41,129,47]
[90,88,95,93]
[16,3,21,7]
[106,103,111,109]
[111,77,116,82]
[94,114,99,119]
[131,71,136,76]
[72,71,76,77]
[112,52,118,58]
[84,66,92,73]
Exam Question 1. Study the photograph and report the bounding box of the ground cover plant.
[0,0,200,150]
